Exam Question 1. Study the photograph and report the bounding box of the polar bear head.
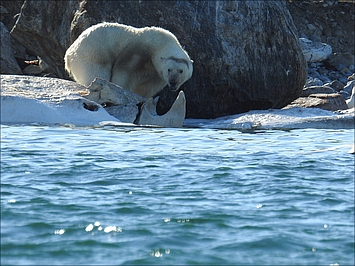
[160,57,193,91]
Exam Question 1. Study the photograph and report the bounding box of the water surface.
[1,125,354,265]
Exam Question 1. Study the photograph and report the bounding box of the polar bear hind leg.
[66,56,112,87]
[110,70,131,91]
[70,61,111,87]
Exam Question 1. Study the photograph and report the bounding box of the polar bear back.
[64,22,193,97]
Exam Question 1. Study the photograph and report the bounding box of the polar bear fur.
[64,22,193,98]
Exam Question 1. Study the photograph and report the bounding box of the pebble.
[319,76,331,83]
[305,77,323,87]
[326,80,344,92]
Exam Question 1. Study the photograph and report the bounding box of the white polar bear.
[64,22,193,98]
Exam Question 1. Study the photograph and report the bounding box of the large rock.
[287,0,355,55]
[10,0,80,78]
[0,1,24,31]
[287,93,349,111]
[0,22,22,74]
[10,0,307,118]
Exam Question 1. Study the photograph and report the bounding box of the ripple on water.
[0,127,354,265]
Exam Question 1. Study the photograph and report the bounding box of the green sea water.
[1,125,354,265]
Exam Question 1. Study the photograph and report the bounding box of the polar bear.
[64,22,193,98]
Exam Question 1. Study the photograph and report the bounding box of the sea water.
[1,125,354,265]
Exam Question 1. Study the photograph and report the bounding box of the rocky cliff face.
[287,0,354,55]
[3,1,309,118]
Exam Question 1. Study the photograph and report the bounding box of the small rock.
[307,23,317,31]
[327,80,344,91]
[337,64,347,71]
[305,77,323,87]
[318,75,331,83]
[328,53,355,69]
[301,85,335,97]
[328,71,340,80]
[310,33,322,43]
[339,90,350,100]
[308,69,321,78]
[317,67,328,75]
[300,37,332,63]
[0,5,9,16]
[23,65,42,75]
[338,76,348,85]
[341,68,352,75]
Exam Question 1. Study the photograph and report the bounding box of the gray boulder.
[301,85,336,97]
[0,22,22,74]
[10,0,80,78]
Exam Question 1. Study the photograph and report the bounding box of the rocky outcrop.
[8,0,307,119]
[0,22,22,74]
[287,0,355,55]
[10,0,80,78]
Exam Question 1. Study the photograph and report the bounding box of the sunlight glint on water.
[1,125,354,265]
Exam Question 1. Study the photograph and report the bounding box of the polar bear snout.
[169,82,178,91]
[161,56,193,92]
[167,69,183,91]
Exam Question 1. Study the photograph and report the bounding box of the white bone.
[138,91,186,127]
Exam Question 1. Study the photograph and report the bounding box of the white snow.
[1,74,354,129]
[183,107,354,130]
[1,93,354,129]
[0,74,125,127]
[1,95,121,126]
